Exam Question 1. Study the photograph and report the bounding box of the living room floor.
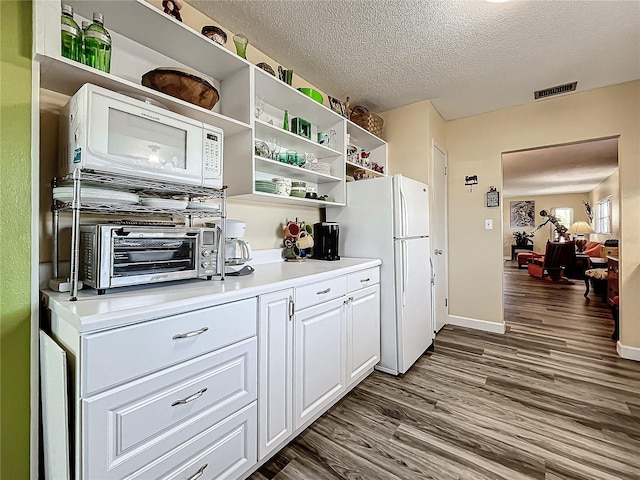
[251,262,640,480]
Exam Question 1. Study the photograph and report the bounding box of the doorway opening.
[501,136,620,344]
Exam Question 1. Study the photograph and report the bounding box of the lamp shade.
[568,221,595,235]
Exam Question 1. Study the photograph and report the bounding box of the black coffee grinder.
[312,222,340,260]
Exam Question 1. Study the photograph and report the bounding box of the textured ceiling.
[189,0,640,120]
[502,138,619,198]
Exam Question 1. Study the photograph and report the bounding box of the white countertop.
[43,257,381,333]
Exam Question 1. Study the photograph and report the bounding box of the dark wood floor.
[250,262,640,480]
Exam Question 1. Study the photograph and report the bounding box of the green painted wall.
[1,0,33,478]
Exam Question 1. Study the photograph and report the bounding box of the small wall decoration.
[510,200,535,227]
[486,186,500,207]
[291,117,311,140]
[328,96,346,117]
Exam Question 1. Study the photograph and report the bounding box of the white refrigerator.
[327,174,434,375]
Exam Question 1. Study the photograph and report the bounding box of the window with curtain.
[551,207,573,240]
[596,197,611,234]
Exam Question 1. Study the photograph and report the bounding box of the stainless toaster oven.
[79,225,219,293]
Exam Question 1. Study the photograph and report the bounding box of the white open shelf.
[254,68,343,130]
[239,191,345,207]
[255,119,341,160]
[346,161,385,178]
[255,157,341,184]
[34,0,385,209]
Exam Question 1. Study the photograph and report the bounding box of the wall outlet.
[484,219,493,230]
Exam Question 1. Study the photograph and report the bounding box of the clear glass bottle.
[60,4,82,62]
[83,12,112,73]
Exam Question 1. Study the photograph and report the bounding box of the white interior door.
[432,141,449,332]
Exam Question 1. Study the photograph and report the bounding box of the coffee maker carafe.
[208,220,253,274]
[312,222,340,261]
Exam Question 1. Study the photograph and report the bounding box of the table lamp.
[568,221,595,252]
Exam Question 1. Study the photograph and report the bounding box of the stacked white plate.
[187,201,221,211]
[255,180,277,194]
[53,186,140,205]
[303,162,332,175]
[141,198,188,209]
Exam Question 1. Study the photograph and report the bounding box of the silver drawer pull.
[360,278,371,282]
[317,288,331,295]
[171,387,208,407]
[172,327,208,340]
[186,464,208,480]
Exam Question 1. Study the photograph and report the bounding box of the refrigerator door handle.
[429,256,435,285]
[400,189,408,238]
[402,240,408,306]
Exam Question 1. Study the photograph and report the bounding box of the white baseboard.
[617,341,640,361]
[447,315,506,334]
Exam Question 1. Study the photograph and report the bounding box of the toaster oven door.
[110,231,199,287]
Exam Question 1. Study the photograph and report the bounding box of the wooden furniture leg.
[611,296,619,341]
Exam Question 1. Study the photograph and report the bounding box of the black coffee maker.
[312,222,340,261]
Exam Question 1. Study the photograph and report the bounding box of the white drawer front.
[126,402,257,480]
[83,338,257,480]
[347,267,380,292]
[82,298,257,395]
[295,276,347,311]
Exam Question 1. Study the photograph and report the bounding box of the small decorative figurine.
[162,0,184,22]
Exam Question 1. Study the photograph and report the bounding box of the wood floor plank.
[251,262,640,479]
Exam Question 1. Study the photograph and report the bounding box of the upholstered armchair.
[528,241,576,281]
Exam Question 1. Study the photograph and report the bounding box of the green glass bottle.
[283,110,289,131]
[60,4,82,62]
[83,13,112,73]
[81,21,91,65]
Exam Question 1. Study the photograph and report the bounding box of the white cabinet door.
[258,289,293,461]
[294,297,346,430]
[347,284,380,386]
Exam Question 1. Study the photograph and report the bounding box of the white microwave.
[59,84,223,188]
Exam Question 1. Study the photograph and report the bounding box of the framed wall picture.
[328,96,346,117]
[486,187,499,207]
[510,200,535,227]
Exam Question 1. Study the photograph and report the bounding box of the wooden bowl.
[141,68,219,110]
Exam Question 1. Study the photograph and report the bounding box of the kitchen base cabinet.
[258,289,294,461]
[83,338,257,479]
[347,284,381,386]
[42,298,258,480]
[293,297,347,430]
[127,402,257,480]
[41,260,381,480]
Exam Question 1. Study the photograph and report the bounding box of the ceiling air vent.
[534,82,577,100]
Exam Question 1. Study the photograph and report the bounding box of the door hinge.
[444,165,447,176]
[288,296,294,321]
[445,298,448,307]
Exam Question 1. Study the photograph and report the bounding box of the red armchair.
[528,241,576,281]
